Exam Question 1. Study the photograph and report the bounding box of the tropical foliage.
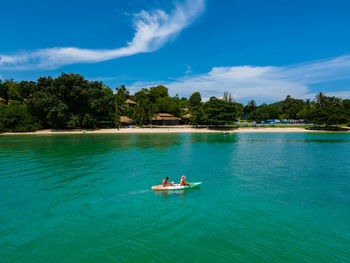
[190,96,243,125]
[245,93,350,126]
[0,74,116,131]
[0,73,350,132]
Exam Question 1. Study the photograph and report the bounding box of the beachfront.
[2,126,348,135]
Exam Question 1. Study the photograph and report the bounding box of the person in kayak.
[180,175,191,186]
[162,177,174,187]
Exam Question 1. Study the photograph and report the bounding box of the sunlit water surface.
[1,133,350,262]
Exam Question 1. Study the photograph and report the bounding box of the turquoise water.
[1,133,350,263]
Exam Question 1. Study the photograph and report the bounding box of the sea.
[0,133,349,262]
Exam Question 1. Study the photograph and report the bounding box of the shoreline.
[1,127,349,135]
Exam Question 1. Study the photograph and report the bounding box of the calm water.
[1,133,350,263]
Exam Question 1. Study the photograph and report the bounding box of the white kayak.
[151,182,202,191]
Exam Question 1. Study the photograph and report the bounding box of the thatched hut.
[181,113,191,124]
[125,99,137,107]
[152,113,181,126]
[119,116,135,126]
[0,97,6,105]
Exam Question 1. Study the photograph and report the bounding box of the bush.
[0,102,42,132]
[347,122,350,127]
[67,115,81,129]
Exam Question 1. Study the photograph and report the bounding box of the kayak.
[152,182,202,191]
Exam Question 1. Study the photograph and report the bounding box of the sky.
[1,0,350,103]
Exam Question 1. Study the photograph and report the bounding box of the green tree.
[115,85,129,127]
[249,104,282,122]
[17,81,37,99]
[309,93,347,126]
[156,96,181,116]
[0,102,41,132]
[281,95,306,119]
[343,99,350,120]
[243,100,257,115]
[133,88,156,126]
[0,80,8,101]
[203,97,241,125]
[149,85,168,102]
[6,80,22,101]
[188,92,201,108]
[27,73,115,129]
[179,97,189,109]
[190,105,207,125]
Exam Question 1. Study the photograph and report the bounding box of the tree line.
[0,73,349,132]
[241,94,350,126]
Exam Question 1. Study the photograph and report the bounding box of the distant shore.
[2,127,349,135]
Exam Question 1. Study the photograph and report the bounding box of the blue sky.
[1,0,350,102]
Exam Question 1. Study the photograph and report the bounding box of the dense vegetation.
[0,73,350,132]
[0,74,115,131]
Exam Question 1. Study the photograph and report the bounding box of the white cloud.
[280,55,350,84]
[130,55,350,102]
[0,0,204,70]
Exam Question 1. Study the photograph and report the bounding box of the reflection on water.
[2,133,348,159]
[154,187,201,197]
[237,133,350,144]
[190,133,238,144]
[242,138,350,144]
[122,133,185,149]
[0,133,186,155]
[93,189,152,204]
[285,139,350,143]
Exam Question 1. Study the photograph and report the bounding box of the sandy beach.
[2,127,346,135]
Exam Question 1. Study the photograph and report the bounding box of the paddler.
[162,177,174,187]
[180,175,191,186]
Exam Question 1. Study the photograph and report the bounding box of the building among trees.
[1,73,349,132]
[181,113,191,124]
[125,99,137,107]
[119,116,135,126]
[152,113,181,126]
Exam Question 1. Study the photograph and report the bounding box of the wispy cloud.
[130,55,350,102]
[0,0,204,70]
[325,90,350,99]
[282,55,350,84]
